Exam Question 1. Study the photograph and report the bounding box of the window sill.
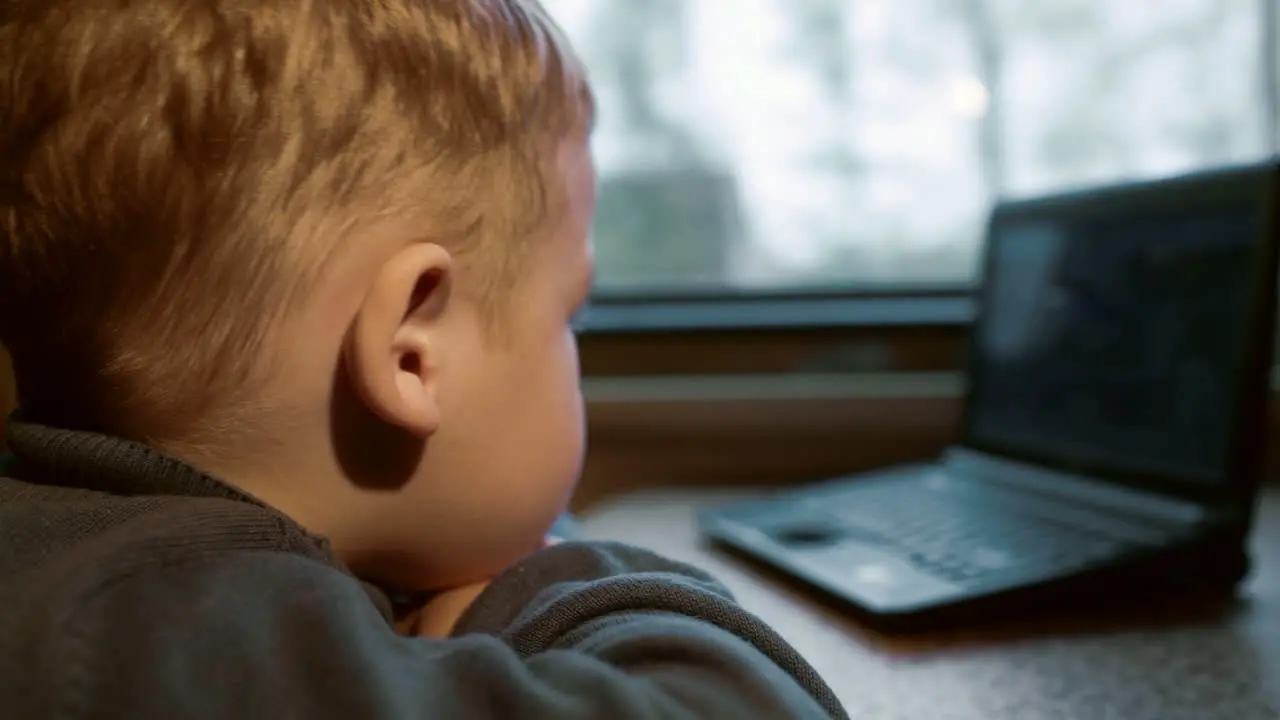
[576,371,962,508]
[579,292,976,334]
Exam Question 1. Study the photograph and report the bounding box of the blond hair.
[0,0,592,445]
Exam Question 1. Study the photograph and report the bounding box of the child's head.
[0,0,596,590]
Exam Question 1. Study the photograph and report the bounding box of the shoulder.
[0,487,341,660]
[79,544,374,625]
[24,548,392,719]
[0,487,369,719]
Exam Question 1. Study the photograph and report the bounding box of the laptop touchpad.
[770,524,844,547]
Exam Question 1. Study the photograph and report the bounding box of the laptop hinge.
[944,447,1211,526]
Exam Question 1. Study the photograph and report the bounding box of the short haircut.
[0,0,593,445]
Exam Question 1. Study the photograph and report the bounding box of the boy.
[0,0,848,718]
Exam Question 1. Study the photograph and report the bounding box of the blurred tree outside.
[1000,0,1260,193]
[804,0,989,284]
[577,0,741,291]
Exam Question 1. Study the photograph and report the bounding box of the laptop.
[698,162,1280,632]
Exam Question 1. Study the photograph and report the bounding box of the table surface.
[579,485,1280,720]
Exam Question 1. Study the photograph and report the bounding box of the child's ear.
[344,243,454,438]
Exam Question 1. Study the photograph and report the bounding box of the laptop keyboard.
[804,478,1141,585]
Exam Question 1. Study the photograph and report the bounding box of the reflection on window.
[545,0,1271,292]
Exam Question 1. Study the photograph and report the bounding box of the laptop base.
[700,480,1250,634]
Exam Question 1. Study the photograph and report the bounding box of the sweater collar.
[5,415,264,505]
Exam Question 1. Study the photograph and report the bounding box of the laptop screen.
[965,200,1263,488]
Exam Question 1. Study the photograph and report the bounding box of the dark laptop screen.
[966,206,1261,486]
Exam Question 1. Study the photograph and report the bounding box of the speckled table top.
[582,486,1280,720]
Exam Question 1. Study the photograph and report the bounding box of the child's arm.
[44,542,847,719]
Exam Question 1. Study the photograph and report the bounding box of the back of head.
[0,0,591,446]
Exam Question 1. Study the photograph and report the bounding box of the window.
[545,0,1274,294]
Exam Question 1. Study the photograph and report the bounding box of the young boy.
[0,0,848,718]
